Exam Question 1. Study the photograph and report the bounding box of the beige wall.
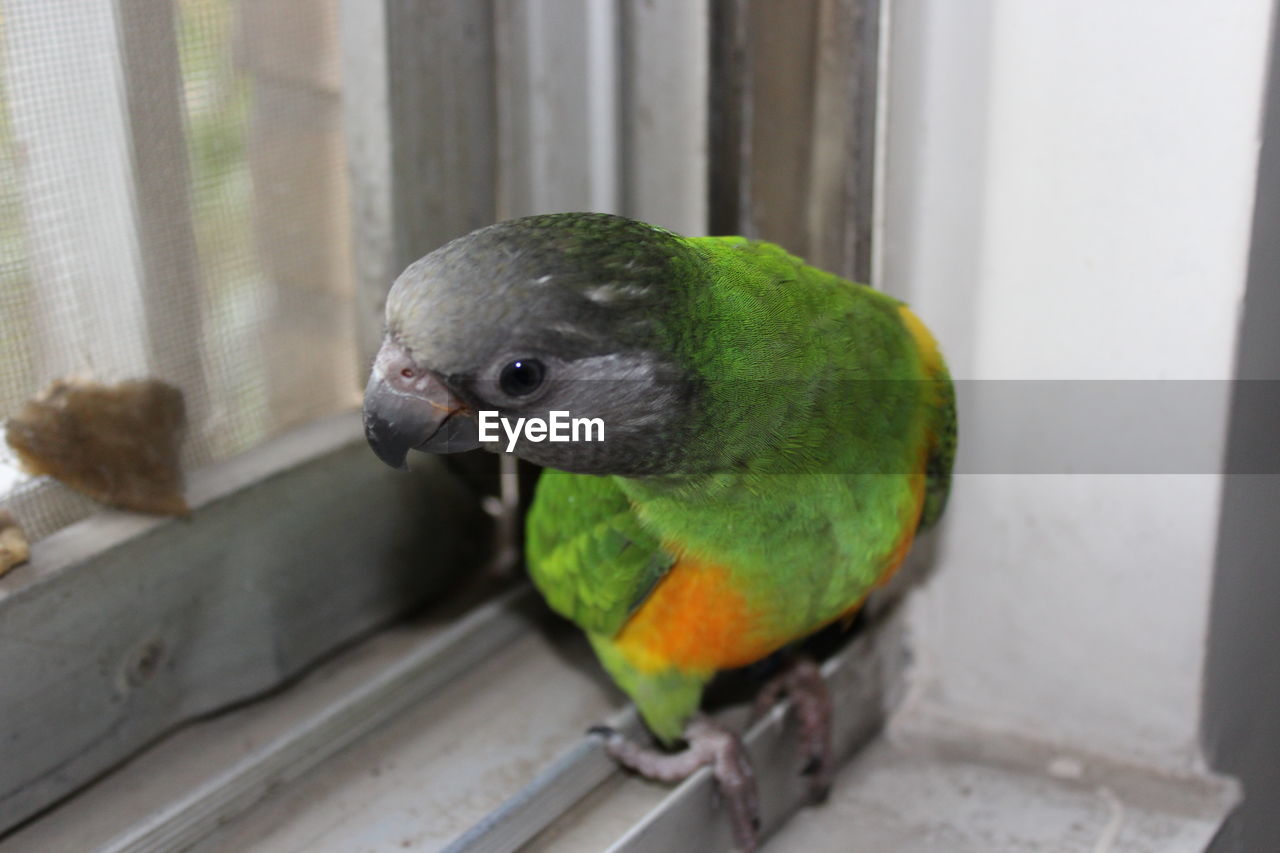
[881,0,1273,768]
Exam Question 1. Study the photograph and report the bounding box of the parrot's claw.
[752,657,833,804]
[592,716,761,852]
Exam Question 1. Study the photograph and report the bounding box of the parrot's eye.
[498,359,546,397]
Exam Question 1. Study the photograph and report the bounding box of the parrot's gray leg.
[752,657,833,803]
[479,455,521,577]
[591,716,760,852]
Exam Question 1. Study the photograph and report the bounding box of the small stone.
[0,510,30,576]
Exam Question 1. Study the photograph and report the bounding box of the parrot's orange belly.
[612,554,780,675]
[614,473,927,676]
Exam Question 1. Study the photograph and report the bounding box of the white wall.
[882,0,1273,768]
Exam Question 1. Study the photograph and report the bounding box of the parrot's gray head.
[363,213,706,476]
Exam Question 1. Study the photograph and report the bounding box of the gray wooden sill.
[0,411,487,835]
[0,579,1237,853]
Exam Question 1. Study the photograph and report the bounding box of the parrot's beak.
[363,341,482,469]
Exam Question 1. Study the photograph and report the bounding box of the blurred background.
[0,0,357,536]
[0,1,1276,850]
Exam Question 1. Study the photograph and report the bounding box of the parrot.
[362,212,955,851]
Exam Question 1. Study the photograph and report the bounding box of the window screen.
[0,0,359,541]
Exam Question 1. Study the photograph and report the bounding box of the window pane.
[0,0,358,540]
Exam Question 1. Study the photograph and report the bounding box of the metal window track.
[104,588,541,853]
[448,603,904,853]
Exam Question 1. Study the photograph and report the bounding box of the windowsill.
[0,572,1237,852]
[0,411,487,834]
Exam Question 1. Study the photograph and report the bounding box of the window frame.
[0,0,895,844]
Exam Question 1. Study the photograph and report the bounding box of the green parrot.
[363,213,955,851]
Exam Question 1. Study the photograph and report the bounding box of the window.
[0,1,1258,850]
[0,0,358,540]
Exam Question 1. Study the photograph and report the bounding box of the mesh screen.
[0,0,359,540]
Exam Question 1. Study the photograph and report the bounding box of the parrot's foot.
[752,657,833,803]
[590,716,760,852]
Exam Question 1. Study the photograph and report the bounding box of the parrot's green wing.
[524,469,675,637]
[920,374,957,530]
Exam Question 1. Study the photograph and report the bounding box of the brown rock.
[4,378,190,516]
